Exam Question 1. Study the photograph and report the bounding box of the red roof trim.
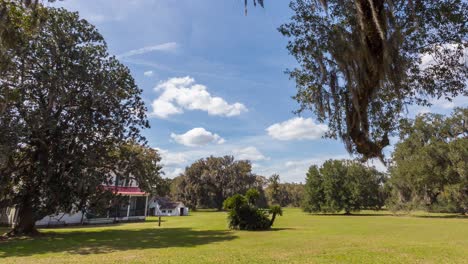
[102,186,147,195]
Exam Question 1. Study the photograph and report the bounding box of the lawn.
[0,209,467,263]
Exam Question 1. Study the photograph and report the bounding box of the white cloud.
[144,71,154,77]
[413,95,468,116]
[365,159,388,173]
[420,43,466,70]
[170,128,225,147]
[255,155,349,183]
[232,147,268,161]
[165,167,184,178]
[266,117,327,141]
[430,96,467,109]
[150,76,248,118]
[156,148,188,166]
[117,42,178,59]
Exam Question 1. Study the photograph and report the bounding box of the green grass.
[1,209,467,263]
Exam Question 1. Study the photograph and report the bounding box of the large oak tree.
[248,0,467,161]
[173,156,260,210]
[389,108,468,213]
[0,7,157,235]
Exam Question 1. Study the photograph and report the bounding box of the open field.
[1,209,467,263]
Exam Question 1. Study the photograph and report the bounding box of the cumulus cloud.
[253,155,348,183]
[170,128,225,147]
[117,42,178,59]
[420,43,466,70]
[150,76,247,118]
[165,167,185,178]
[156,148,188,166]
[266,117,327,141]
[232,147,268,161]
[430,96,467,110]
[144,70,154,77]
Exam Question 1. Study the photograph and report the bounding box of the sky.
[51,0,467,183]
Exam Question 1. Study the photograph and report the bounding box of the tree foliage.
[278,0,467,161]
[266,174,281,204]
[223,189,282,230]
[389,108,468,213]
[302,160,386,214]
[0,7,154,235]
[265,174,304,207]
[171,156,263,210]
[0,1,56,102]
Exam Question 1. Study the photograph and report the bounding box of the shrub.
[223,189,282,230]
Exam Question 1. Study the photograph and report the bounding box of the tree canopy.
[277,0,467,161]
[172,156,263,210]
[302,159,387,214]
[388,108,468,213]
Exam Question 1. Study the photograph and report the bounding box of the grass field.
[1,208,467,263]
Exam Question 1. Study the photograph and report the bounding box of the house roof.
[102,186,146,196]
[153,197,184,209]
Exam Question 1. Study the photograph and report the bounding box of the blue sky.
[52,0,466,182]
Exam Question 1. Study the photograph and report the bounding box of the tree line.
[165,157,305,210]
[169,108,467,215]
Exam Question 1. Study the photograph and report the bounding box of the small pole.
[158,216,161,227]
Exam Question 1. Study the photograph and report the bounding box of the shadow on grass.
[0,227,237,257]
[308,213,389,217]
[269,227,295,232]
[412,214,468,219]
[307,212,468,219]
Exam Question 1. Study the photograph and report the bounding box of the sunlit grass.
[1,208,467,263]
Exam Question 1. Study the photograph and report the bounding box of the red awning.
[102,186,146,196]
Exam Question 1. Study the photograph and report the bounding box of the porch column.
[126,196,131,218]
[144,195,148,216]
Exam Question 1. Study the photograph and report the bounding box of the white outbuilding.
[148,197,189,216]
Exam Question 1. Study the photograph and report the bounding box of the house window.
[162,210,166,213]
[168,210,172,213]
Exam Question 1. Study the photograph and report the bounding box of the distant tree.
[302,166,324,213]
[172,156,258,210]
[156,178,173,198]
[111,143,164,195]
[223,189,282,230]
[0,8,150,235]
[302,160,385,214]
[266,174,281,205]
[277,183,305,207]
[277,0,467,161]
[251,175,269,208]
[389,108,468,214]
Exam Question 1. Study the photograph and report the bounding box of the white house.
[0,176,149,227]
[148,197,189,216]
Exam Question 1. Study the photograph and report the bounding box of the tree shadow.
[308,213,389,217]
[412,214,468,219]
[0,227,237,258]
[269,227,295,232]
[306,212,468,219]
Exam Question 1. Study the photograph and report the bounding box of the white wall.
[148,201,189,216]
[0,207,17,225]
[158,206,189,216]
[35,212,84,226]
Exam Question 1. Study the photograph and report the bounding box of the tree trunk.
[8,201,38,236]
[269,213,277,227]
